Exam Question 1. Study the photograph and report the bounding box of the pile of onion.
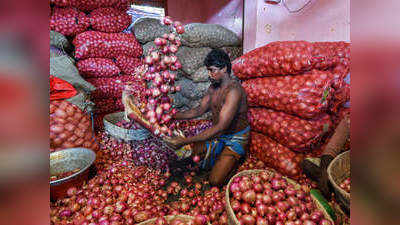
[149,216,207,225]
[339,177,350,193]
[98,131,178,171]
[50,159,172,225]
[229,171,332,225]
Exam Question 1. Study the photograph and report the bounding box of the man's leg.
[209,147,241,187]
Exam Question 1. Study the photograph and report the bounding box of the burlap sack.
[66,91,94,112]
[176,46,212,76]
[133,18,171,44]
[180,23,240,48]
[176,77,210,101]
[221,46,243,61]
[142,41,157,57]
[50,30,71,51]
[50,46,66,58]
[192,66,209,83]
[50,55,96,92]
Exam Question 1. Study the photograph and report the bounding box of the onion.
[310,211,323,223]
[256,204,267,216]
[267,214,276,224]
[67,187,77,197]
[59,209,72,217]
[272,192,284,203]
[319,219,332,225]
[176,25,185,34]
[242,190,256,204]
[192,155,200,163]
[239,179,252,192]
[303,220,317,225]
[253,183,263,193]
[256,217,268,225]
[154,38,163,46]
[241,203,251,214]
[242,214,256,225]
[193,215,207,225]
[286,209,297,221]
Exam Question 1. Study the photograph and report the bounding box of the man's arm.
[322,115,350,158]
[174,92,211,120]
[182,88,241,144]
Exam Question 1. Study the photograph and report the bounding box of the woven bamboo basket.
[137,215,210,225]
[225,169,335,225]
[103,111,149,141]
[327,151,350,211]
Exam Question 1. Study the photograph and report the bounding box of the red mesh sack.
[50,0,120,12]
[250,132,304,178]
[89,7,131,33]
[50,100,99,152]
[248,108,332,151]
[93,113,107,130]
[73,31,143,59]
[242,70,335,119]
[76,58,121,78]
[88,76,145,99]
[114,55,143,76]
[50,7,90,36]
[232,41,350,80]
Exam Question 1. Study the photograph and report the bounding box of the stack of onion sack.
[50,1,130,37]
[72,31,143,130]
[50,0,129,12]
[125,16,187,137]
[50,100,98,152]
[232,41,350,178]
[228,171,333,225]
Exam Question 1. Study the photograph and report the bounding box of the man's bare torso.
[208,80,248,134]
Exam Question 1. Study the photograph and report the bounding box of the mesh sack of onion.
[50,100,98,152]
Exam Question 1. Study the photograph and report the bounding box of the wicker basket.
[327,151,350,211]
[103,111,150,141]
[225,169,335,225]
[137,215,201,225]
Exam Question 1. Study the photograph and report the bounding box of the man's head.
[204,49,231,87]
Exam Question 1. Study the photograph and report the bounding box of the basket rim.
[103,111,149,140]
[50,147,96,186]
[327,150,350,199]
[225,169,334,224]
[136,215,198,225]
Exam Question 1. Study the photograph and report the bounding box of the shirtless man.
[164,49,250,187]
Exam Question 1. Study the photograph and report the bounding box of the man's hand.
[318,155,335,200]
[163,136,187,149]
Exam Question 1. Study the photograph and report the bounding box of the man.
[164,49,250,187]
[301,115,350,199]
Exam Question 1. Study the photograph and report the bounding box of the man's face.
[207,66,226,87]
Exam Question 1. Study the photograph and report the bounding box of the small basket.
[137,215,206,225]
[103,111,150,141]
[225,169,335,225]
[327,150,350,211]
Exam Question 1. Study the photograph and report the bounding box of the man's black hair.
[204,49,231,74]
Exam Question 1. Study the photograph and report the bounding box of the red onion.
[303,220,317,225]
[193,215,207,225]
[241,203,251,214]
[242,214,256,225]
[319,219,333,225]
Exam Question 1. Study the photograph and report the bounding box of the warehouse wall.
[167,0,243,41]
[244,0,350,53]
